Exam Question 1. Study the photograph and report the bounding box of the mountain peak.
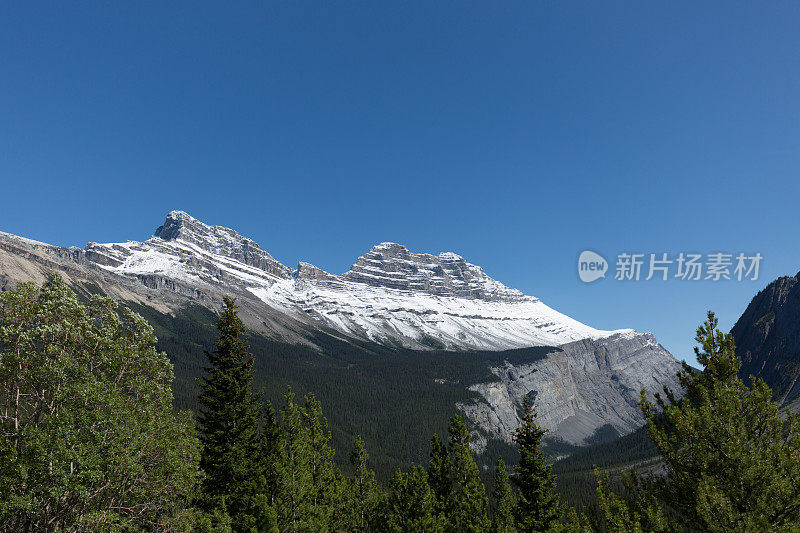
[153,210,197,241]
[343,242,526,302]
[153,211,292,278]
[368,242,466,263]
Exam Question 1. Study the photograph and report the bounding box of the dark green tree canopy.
[197,296,271,531]
[513,396,561,532]
[492,458,517,533]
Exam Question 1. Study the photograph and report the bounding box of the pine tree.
[349,435,381,532]
[302,392,339,529]
[493,458,517,533]
[428,433,451,514]
[632,311,800,531]
[197,296,269,531]
[512,396,560,532]
[276,387,313,532]
[445,415,490,532]
[382,465,445,533]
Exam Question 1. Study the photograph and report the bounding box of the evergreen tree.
[276,387,313,532]
[629,311,800,531]
[445,415,490,532]
[428,433,451,515]
[260,400,283,508]
[512,396,560,532]
[349,435,381,532]
[594,470,667,533]
[302,392,340,529]
[493,458,517,533]
[382,465,445,533]
[197,296,269,531]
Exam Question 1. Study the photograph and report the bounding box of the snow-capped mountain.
[85,211,633,351]
[0,211,682,446]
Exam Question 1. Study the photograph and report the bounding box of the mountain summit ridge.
[151,212,528,303]
[80,210,637,350]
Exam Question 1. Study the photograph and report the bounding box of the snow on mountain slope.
[86,211,633,350]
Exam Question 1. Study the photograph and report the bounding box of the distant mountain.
[84,210,632,351]
[0,211,682,449]
[731,272,800,405]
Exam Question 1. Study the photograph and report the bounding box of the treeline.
[193,296,571,532]
[3,276,800,531]
[552,426,659,511]
[127,297,554,483]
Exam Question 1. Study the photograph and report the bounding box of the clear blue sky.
[2,2,799,366]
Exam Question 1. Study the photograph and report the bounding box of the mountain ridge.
[731,271,800,404]
[0,211,683,447]
[80,210,638,351]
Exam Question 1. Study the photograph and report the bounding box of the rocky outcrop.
[343,242,528,302]
[295,262,339,284]
[459,332,682,447]
[731,272,800,403]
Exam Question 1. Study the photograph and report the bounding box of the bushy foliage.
[0,275,201,531]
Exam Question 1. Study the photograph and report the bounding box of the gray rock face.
[343,242,529,302]
[459,332,683,447]
[731,272,800,404]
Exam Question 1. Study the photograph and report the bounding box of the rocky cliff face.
[0,211,684,447]
[731,272,800,403]
[343,242,527,302]
[459,332,682,447]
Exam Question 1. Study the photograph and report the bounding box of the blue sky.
[2,2,799,366]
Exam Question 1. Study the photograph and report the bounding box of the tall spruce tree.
[428,433,451,515]
[302,392,340,529]
[382,465,445,533]
[276,387,313,532]
[512,396,560,532]
[493,458,517,533]
[349,435,381,532]
[260,401,282,509]
[445,415,490,532]
[197,297,269,531]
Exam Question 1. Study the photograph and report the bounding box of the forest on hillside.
[2,276,800,531]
